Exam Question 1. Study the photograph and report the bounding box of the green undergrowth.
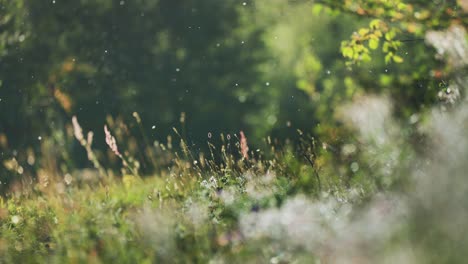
[0,163,323,263]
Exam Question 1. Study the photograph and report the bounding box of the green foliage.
[318,0,466,64]
[340,19,404,65]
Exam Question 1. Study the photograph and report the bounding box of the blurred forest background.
[0,0,466,191]
[1,1,468,262]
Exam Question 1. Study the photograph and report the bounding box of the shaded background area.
[0,0,458,188]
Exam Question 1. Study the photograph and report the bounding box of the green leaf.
[393,55,404,63]
[342,46,354,58]
[358,28,369,36]
[385,53,393,64]
[361,53,371,62]
[312,4,323,15]
[369,38,379,50]
[382,42,390,52]
[369,19,381,29]
[385,30,396,41]
[397,3,407,10]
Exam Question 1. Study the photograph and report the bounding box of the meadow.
[0,1,467,263]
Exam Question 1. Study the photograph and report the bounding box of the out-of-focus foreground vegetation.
[0,0,467,263]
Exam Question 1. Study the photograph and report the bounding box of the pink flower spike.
[72,116,84,142]
[104,125,122,158]
[87,131,94,145]
[240,130,249,159]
